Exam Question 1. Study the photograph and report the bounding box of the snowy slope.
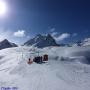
[0,46,90,90]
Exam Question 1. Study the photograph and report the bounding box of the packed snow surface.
[0,46,90,90]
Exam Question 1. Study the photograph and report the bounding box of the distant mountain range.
[72,38,90,47]
[24,34,90,48]
[0,39,17,50]
[0,34,90,50]
[24,34,60,48]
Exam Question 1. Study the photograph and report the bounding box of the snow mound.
[43,46,90,64]
[0,46,90,90]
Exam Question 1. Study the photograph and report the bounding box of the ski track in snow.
[0,46,90,90]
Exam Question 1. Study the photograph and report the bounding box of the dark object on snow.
[60,56,65,61]
[43,54,48,61]
[28,58,33,64]
[33,56,43,63]
[33,54,48,64]
[29,58,31,62]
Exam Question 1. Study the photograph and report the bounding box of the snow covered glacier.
[0,46,90,90]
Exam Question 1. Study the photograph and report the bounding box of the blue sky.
[0,0,90,44]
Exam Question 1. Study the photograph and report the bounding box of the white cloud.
[54,33,70,41]
[14,30,25,37]
[51,32,58,37]
[50,27,58,37]
[0,28,12,41]
[72,33,77,37]
[26,36,30,39]
[50,28,70,41]
[50,28,55,32]
[0,28,28,45]
[84,38,90,42]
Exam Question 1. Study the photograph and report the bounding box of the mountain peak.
[24,34,59,48]
[47,34,52,37]
[36,34,42,37]
[0,39,18,50]
[1,39,8,42]
[47,34,54,39]
[35,34,43,39]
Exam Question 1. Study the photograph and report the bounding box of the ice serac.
[0,39,17,50]
[24,34,59,48]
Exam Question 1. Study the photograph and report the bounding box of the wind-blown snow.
[0,46,90,90]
